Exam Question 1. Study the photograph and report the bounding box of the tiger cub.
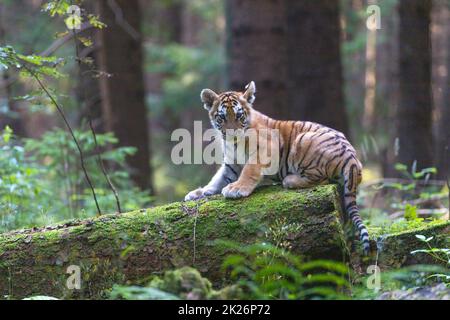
[184,81,369,254]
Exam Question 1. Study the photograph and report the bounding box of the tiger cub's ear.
[243,81,256,104]
[200,89,219,110]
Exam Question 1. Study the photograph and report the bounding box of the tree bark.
[379,1,400,177]
[432,0,450,180]
[75,0,103,131]
[396,0,433,172]
[285,0,350,137]
[0,185,349,299]
[0,2,24,136]
[95,0,152,191]
[226,0,289,119]
[226,1,349,136]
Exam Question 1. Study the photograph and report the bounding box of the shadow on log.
[0,185,349,299]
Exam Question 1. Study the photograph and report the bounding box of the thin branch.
[89,120,122,213]
[23,65,102,215]
[0,23,94,90]
[70,4,122,213]
[40,23,93,57]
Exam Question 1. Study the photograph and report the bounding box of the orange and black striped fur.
[185,81,369,254]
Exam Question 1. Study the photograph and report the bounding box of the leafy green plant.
[362,163,447,233]
[411,234,450,285]
[219,241,350,300]
[394,163,438,181]
[382,163,438,193]
[353,264,449,300]
[0,126,152,232]
[25,127,152,212]
[354,234,449,299]
[109,266,242,300]
[0,126,43,229]
[264,216,301,252]
[404,204,418,221]
[108,244,351,300]
[1,0,110,213]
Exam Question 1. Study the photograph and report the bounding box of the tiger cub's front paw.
[184,187,218,201]
[221,183,253,199]
[184,188,204,201]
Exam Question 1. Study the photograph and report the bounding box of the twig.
[193,206,198,266]
[40,23,93,57]
[23,64,102,215]
[180,202,201,266]
[89,120,122,213]
[0,23,94,90]
[70,4,122,213]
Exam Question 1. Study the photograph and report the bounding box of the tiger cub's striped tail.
[342,161,370,254]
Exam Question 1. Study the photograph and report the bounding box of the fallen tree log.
[0,185,349,299]
[373,221,450,270]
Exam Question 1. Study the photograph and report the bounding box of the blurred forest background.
[0,0,448,232]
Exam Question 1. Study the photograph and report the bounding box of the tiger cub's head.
[200,81,256,136]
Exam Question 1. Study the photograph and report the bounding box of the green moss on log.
[372,220,450,269]
[0,185,348,299]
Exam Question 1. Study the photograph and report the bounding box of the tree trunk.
[0,185,349,299]
[396,0,433,172]
[95,0,152,191]
[226,0,289,119]
[0,2,24,136]
[75,0,103,131]
[379,0,400,177]
[432,0,450,180]
[286,0,350,137]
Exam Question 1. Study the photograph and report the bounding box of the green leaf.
[394,163,408,172]
[404,204,418,221]
[415,235,426,242]
[23,296,59,300]
[88,14,107,29]
[413,167,437,179]
[222,254,246,270]
[411,249,430,254]
[3,125,13,143]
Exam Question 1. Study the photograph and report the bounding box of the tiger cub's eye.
[236,109,244,119]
